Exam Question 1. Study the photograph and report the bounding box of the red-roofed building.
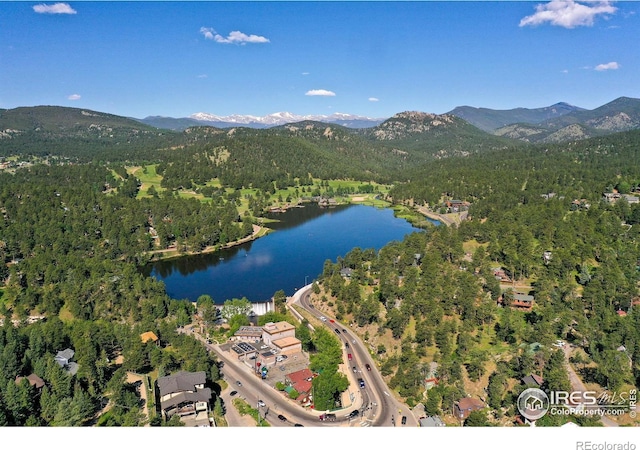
[454,397,485,420]
[285,368,315,401]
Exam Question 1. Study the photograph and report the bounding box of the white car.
[257,400,266,407]
[320,316,327,322]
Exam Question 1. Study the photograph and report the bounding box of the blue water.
[146,204,424,303]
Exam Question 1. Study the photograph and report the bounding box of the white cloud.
[33,3,77,14]
[196,74,208,78]
[200,27,269,44]
[302,72,310,76]
[305,89,336,97]
[368,97,379,102]
[519,0,617,28]
[67,94,81,100]
[595,61,620,71]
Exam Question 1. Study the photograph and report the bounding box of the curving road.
[291,284,418,427]
[182,284,418,427]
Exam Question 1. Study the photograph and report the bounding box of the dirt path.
[416,206,466,226]
[147,224,267,259]
[562,346,618,427]
[126,371,151,426]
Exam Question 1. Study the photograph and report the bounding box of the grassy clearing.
[233,398,270,426]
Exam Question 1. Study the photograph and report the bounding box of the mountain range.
[138,112,386,130]
[134,97,640,145]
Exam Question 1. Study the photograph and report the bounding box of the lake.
[144,204,426,303]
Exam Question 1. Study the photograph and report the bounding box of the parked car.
[348,410,360,419]
[278,414,287,421]
[365,363,371,371]
[260,345,269,349]
[230,390,237,396]
[294,423,304,427]
[401,416,407,425]
[319,413,336,421]
[236,380,242,386]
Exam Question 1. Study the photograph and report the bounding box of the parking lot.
[219,341,311,388]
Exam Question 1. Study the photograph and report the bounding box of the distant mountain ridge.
[447,102,585,132]
[447,96,640,143]
[137,111,386,130]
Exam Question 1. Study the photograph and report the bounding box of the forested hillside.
[310,129,640,426]
[0,105,639,427]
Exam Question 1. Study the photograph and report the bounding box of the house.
[603,192,621,203]
[419,416,445,427]
[492,267,511,283]
[454,397,485,420]
[140,331,159,345]
[232,326,264,343]
[55,348,79,375]
[512,293,535,311]
[521,374,544,388]
[285,368,314,401]
[157,371,211,420]
[499,293,535,311]
[623,194,639,204]
[445,199,469,213]
[339,267,353,278]
[617,309,628,317]
[571,199,591,210]
[15,373,45,391]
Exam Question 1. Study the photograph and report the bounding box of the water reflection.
[145,204,423,303]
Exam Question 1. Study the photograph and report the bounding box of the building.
[55,348,79,375]
[499,293,535,311]
[521,374,544,388]
[230,342,258,360]
[339,267,353,278]
[15,373,45,391]
[454,397,485,420]
[273,336,302,355]
[419,416,445,427]
[262,321,301,355]
[511,293,535,311]
[140,331,159,345]
[231,326,263,343]
[285,368,314,403]
[157,371,211,420]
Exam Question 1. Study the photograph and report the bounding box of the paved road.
[292,284,417,427]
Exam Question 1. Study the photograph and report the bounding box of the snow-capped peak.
[188,111,384,127]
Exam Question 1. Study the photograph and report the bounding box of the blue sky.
[1,1,638,119]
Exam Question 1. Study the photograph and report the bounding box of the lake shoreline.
[146,224,272,262]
